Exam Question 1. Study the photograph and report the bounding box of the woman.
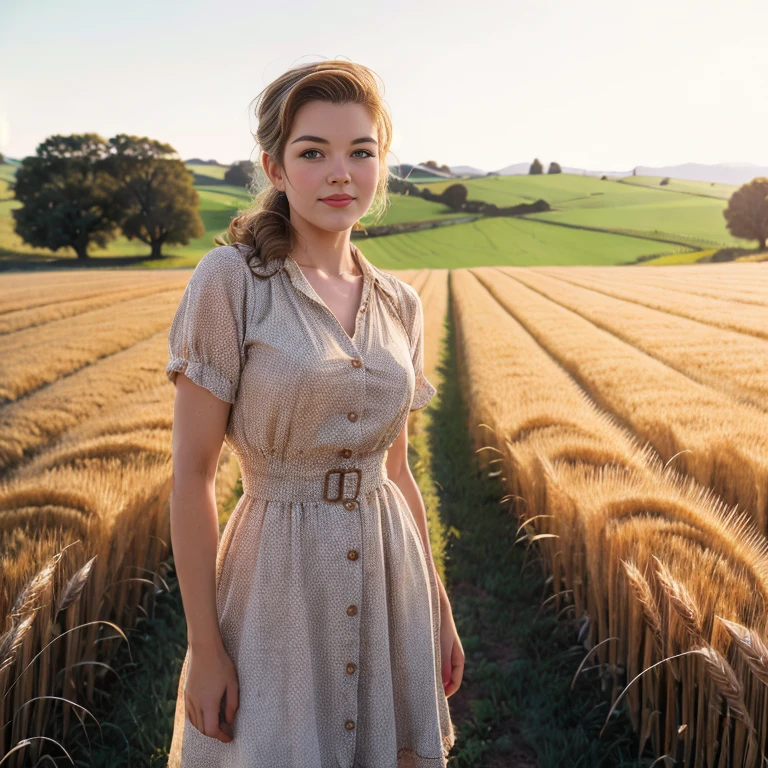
[166,59,464,767]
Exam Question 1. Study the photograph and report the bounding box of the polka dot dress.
[165,243,456,767]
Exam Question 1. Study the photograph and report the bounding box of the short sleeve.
[399,282,437,411]
[165,246,251,404]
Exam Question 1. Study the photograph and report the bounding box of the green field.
[0,160,763,269]
[618,175,738,200]
[356,214,689,269]
[527,189,741,249]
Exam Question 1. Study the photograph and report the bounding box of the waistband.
[240,451,390,503]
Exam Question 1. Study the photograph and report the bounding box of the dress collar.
[239,241,398,303]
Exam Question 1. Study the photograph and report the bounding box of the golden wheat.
[504,268,768,410]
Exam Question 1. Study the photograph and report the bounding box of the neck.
[289,244,363,277]
[287,216,361,275]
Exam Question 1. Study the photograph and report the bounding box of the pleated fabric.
[165,243,455,767]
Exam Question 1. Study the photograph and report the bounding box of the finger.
[203,705,220,739]
[205,703,231,744]
[219,694,234,742]
[224,683,239,725]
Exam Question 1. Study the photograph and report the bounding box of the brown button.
[351,358,362,368]
[345,720,355,730]
[347,548,359,561]
[346,662,357,674]
[341,448,352,458]
[343,500,357,511]
[347,412,358,422]
[360,308,366,314]
[347,604,358,616]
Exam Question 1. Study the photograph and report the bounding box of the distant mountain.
[489,161,768,185]
[449,165,489,177]
[185,158,225,166]
[633,163,768,186]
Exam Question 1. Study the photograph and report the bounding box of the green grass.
[357,215,691,268]
[639,248,718,266]
[413,173,752,252]
[361,193,472,226]
[528,193,743,250]
[619,175,739,200]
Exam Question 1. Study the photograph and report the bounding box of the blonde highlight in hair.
[215,60,394,268]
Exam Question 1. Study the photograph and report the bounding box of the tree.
[529,158,543,175]
[0,151,5,164]
[723,177,768,250]
[441,183,468,211]
[101,134,205,259]
[547,161,562,174]
[224,161,253,188]
[12,134,123,260]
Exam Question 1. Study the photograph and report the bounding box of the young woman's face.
[263,100,380,233]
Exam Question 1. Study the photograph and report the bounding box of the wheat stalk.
[716,615,768,687]
[652,555,703,639]
[692,645,753,728]
[622,559,664,656]
[55,556,97,616]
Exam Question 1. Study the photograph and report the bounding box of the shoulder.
[193,244,252,280]
[186,245,256,300]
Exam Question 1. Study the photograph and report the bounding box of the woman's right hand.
[184,642,240,743]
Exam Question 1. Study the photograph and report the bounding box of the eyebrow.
[290,135,378,146]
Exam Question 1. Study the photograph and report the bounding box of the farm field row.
[451,262,768,765]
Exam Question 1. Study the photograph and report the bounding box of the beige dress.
[165,243,456,767]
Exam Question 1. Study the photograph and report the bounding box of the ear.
[261,150,285,192]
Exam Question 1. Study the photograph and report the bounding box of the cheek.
[290,163,322,195]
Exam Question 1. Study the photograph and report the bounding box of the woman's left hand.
[439,600,464,698]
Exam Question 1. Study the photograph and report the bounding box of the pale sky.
[2,0,767,173]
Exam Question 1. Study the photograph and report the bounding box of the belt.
[240,451,389,504]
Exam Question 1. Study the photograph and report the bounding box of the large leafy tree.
[723,177,768,250]
[12,134,122,260]
[102,135,205,258]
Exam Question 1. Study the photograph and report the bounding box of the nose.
[327,155,352,185]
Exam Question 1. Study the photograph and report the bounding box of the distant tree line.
[388,174,550,216]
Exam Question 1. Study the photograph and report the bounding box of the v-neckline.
[285,245,372,346]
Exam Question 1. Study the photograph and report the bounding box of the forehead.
[289,101,376,139]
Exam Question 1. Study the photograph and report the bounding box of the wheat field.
[451,262,768,766]
[1,260,766,766]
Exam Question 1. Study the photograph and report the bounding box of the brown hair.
[214,60,394,269]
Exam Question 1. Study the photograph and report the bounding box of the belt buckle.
[324,468,362,502]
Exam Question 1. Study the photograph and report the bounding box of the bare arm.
[170,373,231,653]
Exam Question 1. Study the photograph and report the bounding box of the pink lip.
[321,197,354,207]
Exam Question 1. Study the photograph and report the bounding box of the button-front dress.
[165,242,456,767]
